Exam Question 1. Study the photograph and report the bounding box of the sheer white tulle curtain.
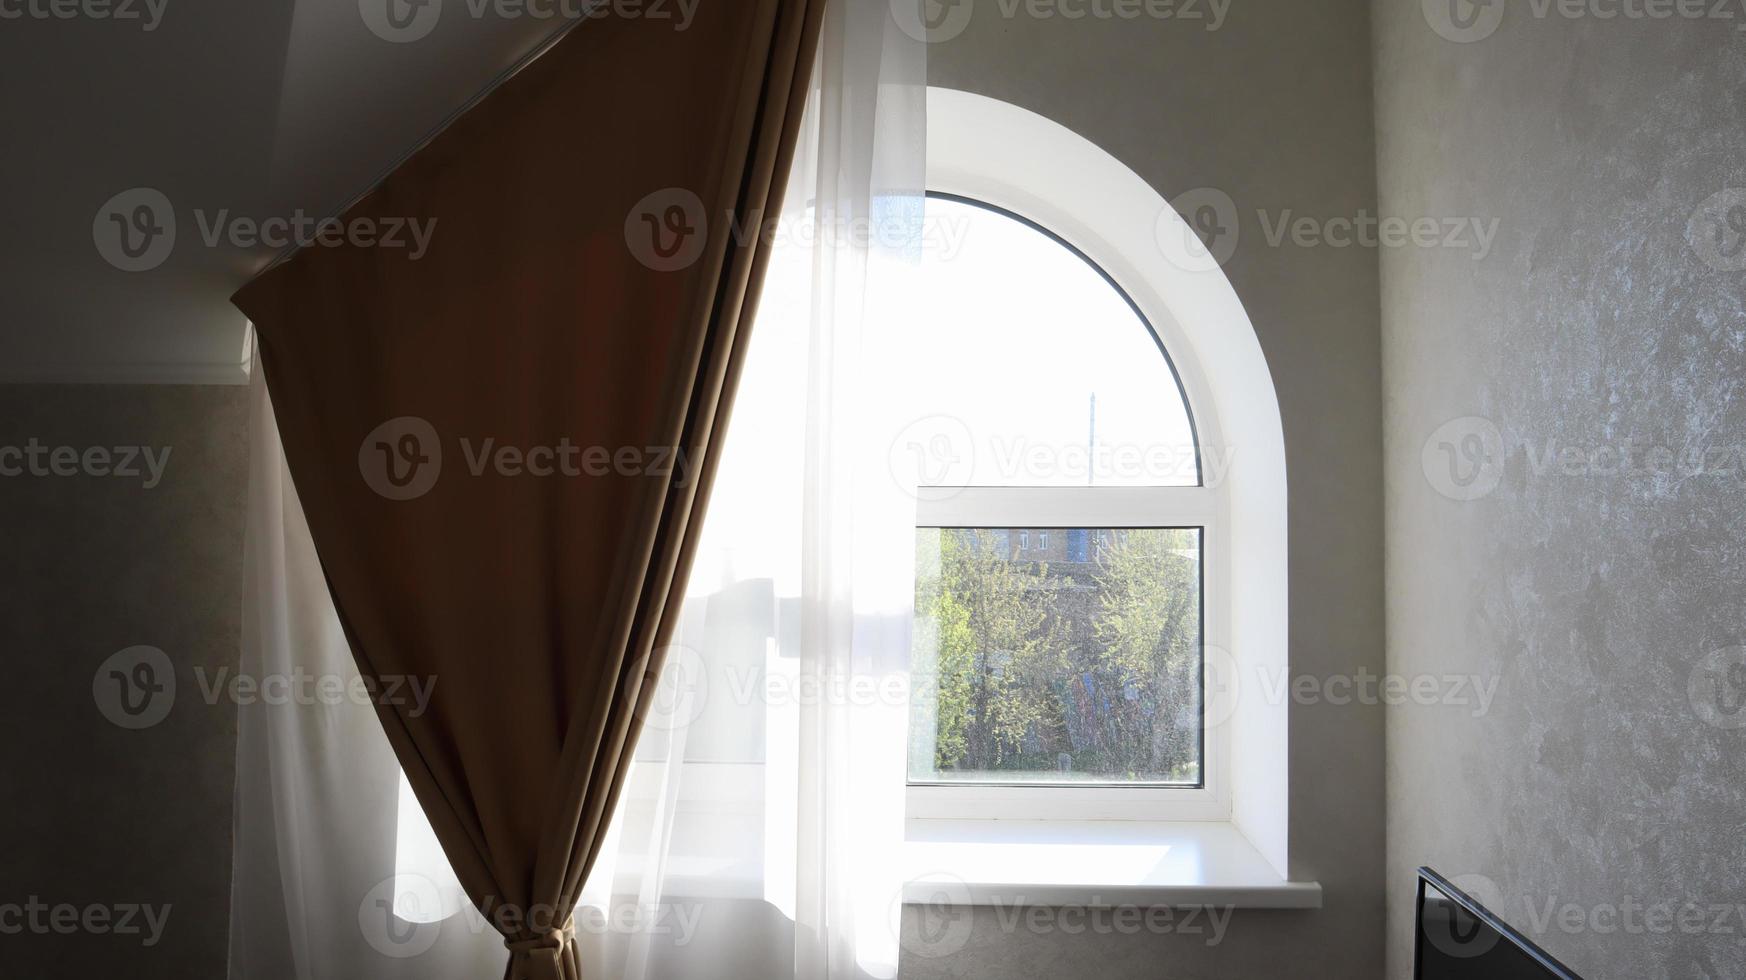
[228,4,926,978]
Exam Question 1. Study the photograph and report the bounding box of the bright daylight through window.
[901,195,1209,797]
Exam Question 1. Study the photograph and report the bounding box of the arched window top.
[899,193,1200,488]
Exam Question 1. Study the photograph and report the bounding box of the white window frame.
[899,195,1234,825]
[914,88,1288,874]
[906,485,1230,823]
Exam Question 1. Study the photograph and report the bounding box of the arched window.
[905,90,1287,860]
[901,192,1218,822]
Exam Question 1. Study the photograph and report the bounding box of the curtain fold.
[233,366,507,980]
[230,5,827,979]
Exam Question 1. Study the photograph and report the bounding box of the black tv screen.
[1414,868,1584,980]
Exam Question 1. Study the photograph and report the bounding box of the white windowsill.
[902,819,1321,909]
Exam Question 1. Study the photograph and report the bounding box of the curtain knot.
[504,920,573,980]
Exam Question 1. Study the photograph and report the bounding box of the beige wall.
[1376,4,1746,978]
[913,1,1387,977]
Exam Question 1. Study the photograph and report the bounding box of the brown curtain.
[230,5,825,979]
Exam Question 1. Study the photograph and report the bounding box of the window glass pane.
[907,527,1204,786]
[891,196,1200,487]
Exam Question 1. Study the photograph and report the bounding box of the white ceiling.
[0,0,572,383]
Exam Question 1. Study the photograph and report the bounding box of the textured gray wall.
[0,385,248,979]
[1377,5,1746,979]
[916,1,1387,977]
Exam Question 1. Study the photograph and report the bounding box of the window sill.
[902,819,1321,909]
